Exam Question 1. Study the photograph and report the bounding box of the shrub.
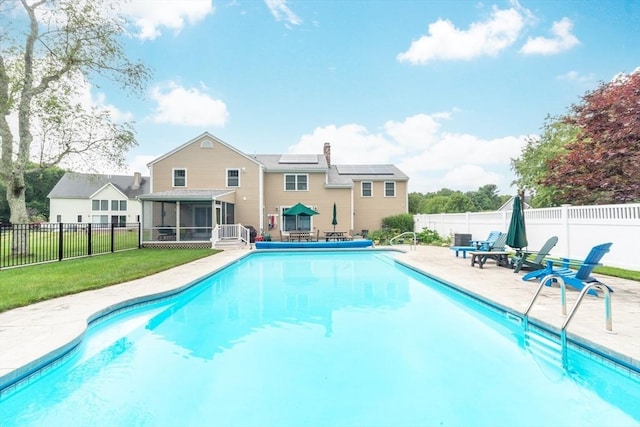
[382,214,414,233]
[416,228,448,245]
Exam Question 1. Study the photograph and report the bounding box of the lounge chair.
[469,233,509,268]
[522,242,613,296]
[450,231,500,258]
[470,230,503,251]
[510,236,559,273]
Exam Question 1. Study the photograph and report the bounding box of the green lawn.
[0,248,219,312]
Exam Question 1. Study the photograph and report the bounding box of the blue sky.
[87,0,640,194]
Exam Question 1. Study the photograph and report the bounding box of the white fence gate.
[414,203,640,271]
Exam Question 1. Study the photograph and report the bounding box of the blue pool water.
[1,251,638,426]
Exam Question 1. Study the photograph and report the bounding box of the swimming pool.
[0,251,638,426]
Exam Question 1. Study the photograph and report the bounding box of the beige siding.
[151,136,262,227]
[148,134,409,237]
[353,180,408,233]
[263,172,352,236]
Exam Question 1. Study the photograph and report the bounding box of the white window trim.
[226,168,241,187]
[173,168,187,187]
[284,173,309,191]
[384,181,396,197]
[361,181,373,198]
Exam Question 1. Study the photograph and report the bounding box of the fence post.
[87,223,92,256]
[111,223,115,252]
[561,204,571,259]
[58,222,64,261]
[138,222,142,249]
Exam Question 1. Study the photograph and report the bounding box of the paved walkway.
[1,245,638,389]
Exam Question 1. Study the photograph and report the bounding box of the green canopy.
[506,196,527,250]
[283,202,319,216]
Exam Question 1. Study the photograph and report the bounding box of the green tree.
[466,184,502,211]
[443,193,475,213]
[511,116,579,207]
[408,192,423,214]
[0,0,150,254]
[419,195,450,214]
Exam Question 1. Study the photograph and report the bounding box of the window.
[77,215,82,222]
[384,181,396,197]
[56,215,61,223]
[92,200,109,210]
[111,200,119,210]
[282,208,312,231]
[120,200,127,211]
[173,169,187,187]
[284,174,308,191]
[227,169,240,187]
[361,182,372,197]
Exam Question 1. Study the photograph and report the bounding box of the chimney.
[323,142,331,167]
[132,172,142,190]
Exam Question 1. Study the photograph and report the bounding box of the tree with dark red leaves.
[543,71,640,205]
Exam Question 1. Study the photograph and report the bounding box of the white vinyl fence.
[415,203,640,271]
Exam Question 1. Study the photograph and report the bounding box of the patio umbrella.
[332,202,338,231]
[282,202,319,216]
[506,195,527,254]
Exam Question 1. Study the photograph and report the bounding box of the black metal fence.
[0,223,141,269]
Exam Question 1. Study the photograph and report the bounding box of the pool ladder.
[389,232,417,250]
[522,274,614,367]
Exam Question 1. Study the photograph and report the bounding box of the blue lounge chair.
[510,236,559,273]
[450,231,502,258]
[470,230,502,251]
[469,233,510,268]
[522,242,613,296]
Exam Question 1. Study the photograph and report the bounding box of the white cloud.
[520,17,579,55]
[149,82,229,127]
[122,0,214,40]
[264,0,302,26]
[287,113,529,194]
[557,70,595,85]
[397,6,527,64]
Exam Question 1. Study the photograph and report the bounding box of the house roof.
[254,154,328,171]
[253,155,408,187]
[138,189,235,201]
[47,172,150,199]
[498,196,532,211]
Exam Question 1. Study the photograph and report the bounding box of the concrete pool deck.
[1,245,639,388]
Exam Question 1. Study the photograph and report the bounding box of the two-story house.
[48,172,149,225]
[139,132,408,245]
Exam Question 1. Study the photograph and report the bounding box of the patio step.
[214,239,247,250]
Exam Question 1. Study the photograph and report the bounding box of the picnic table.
[289,231,312,241]
[324,231,350,241]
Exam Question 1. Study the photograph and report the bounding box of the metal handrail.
[389,231,417,250]
[560,282,614,366]
[523,275,567,330]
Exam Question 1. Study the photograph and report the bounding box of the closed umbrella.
[506,195,527,255]
[332,203,338,231]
